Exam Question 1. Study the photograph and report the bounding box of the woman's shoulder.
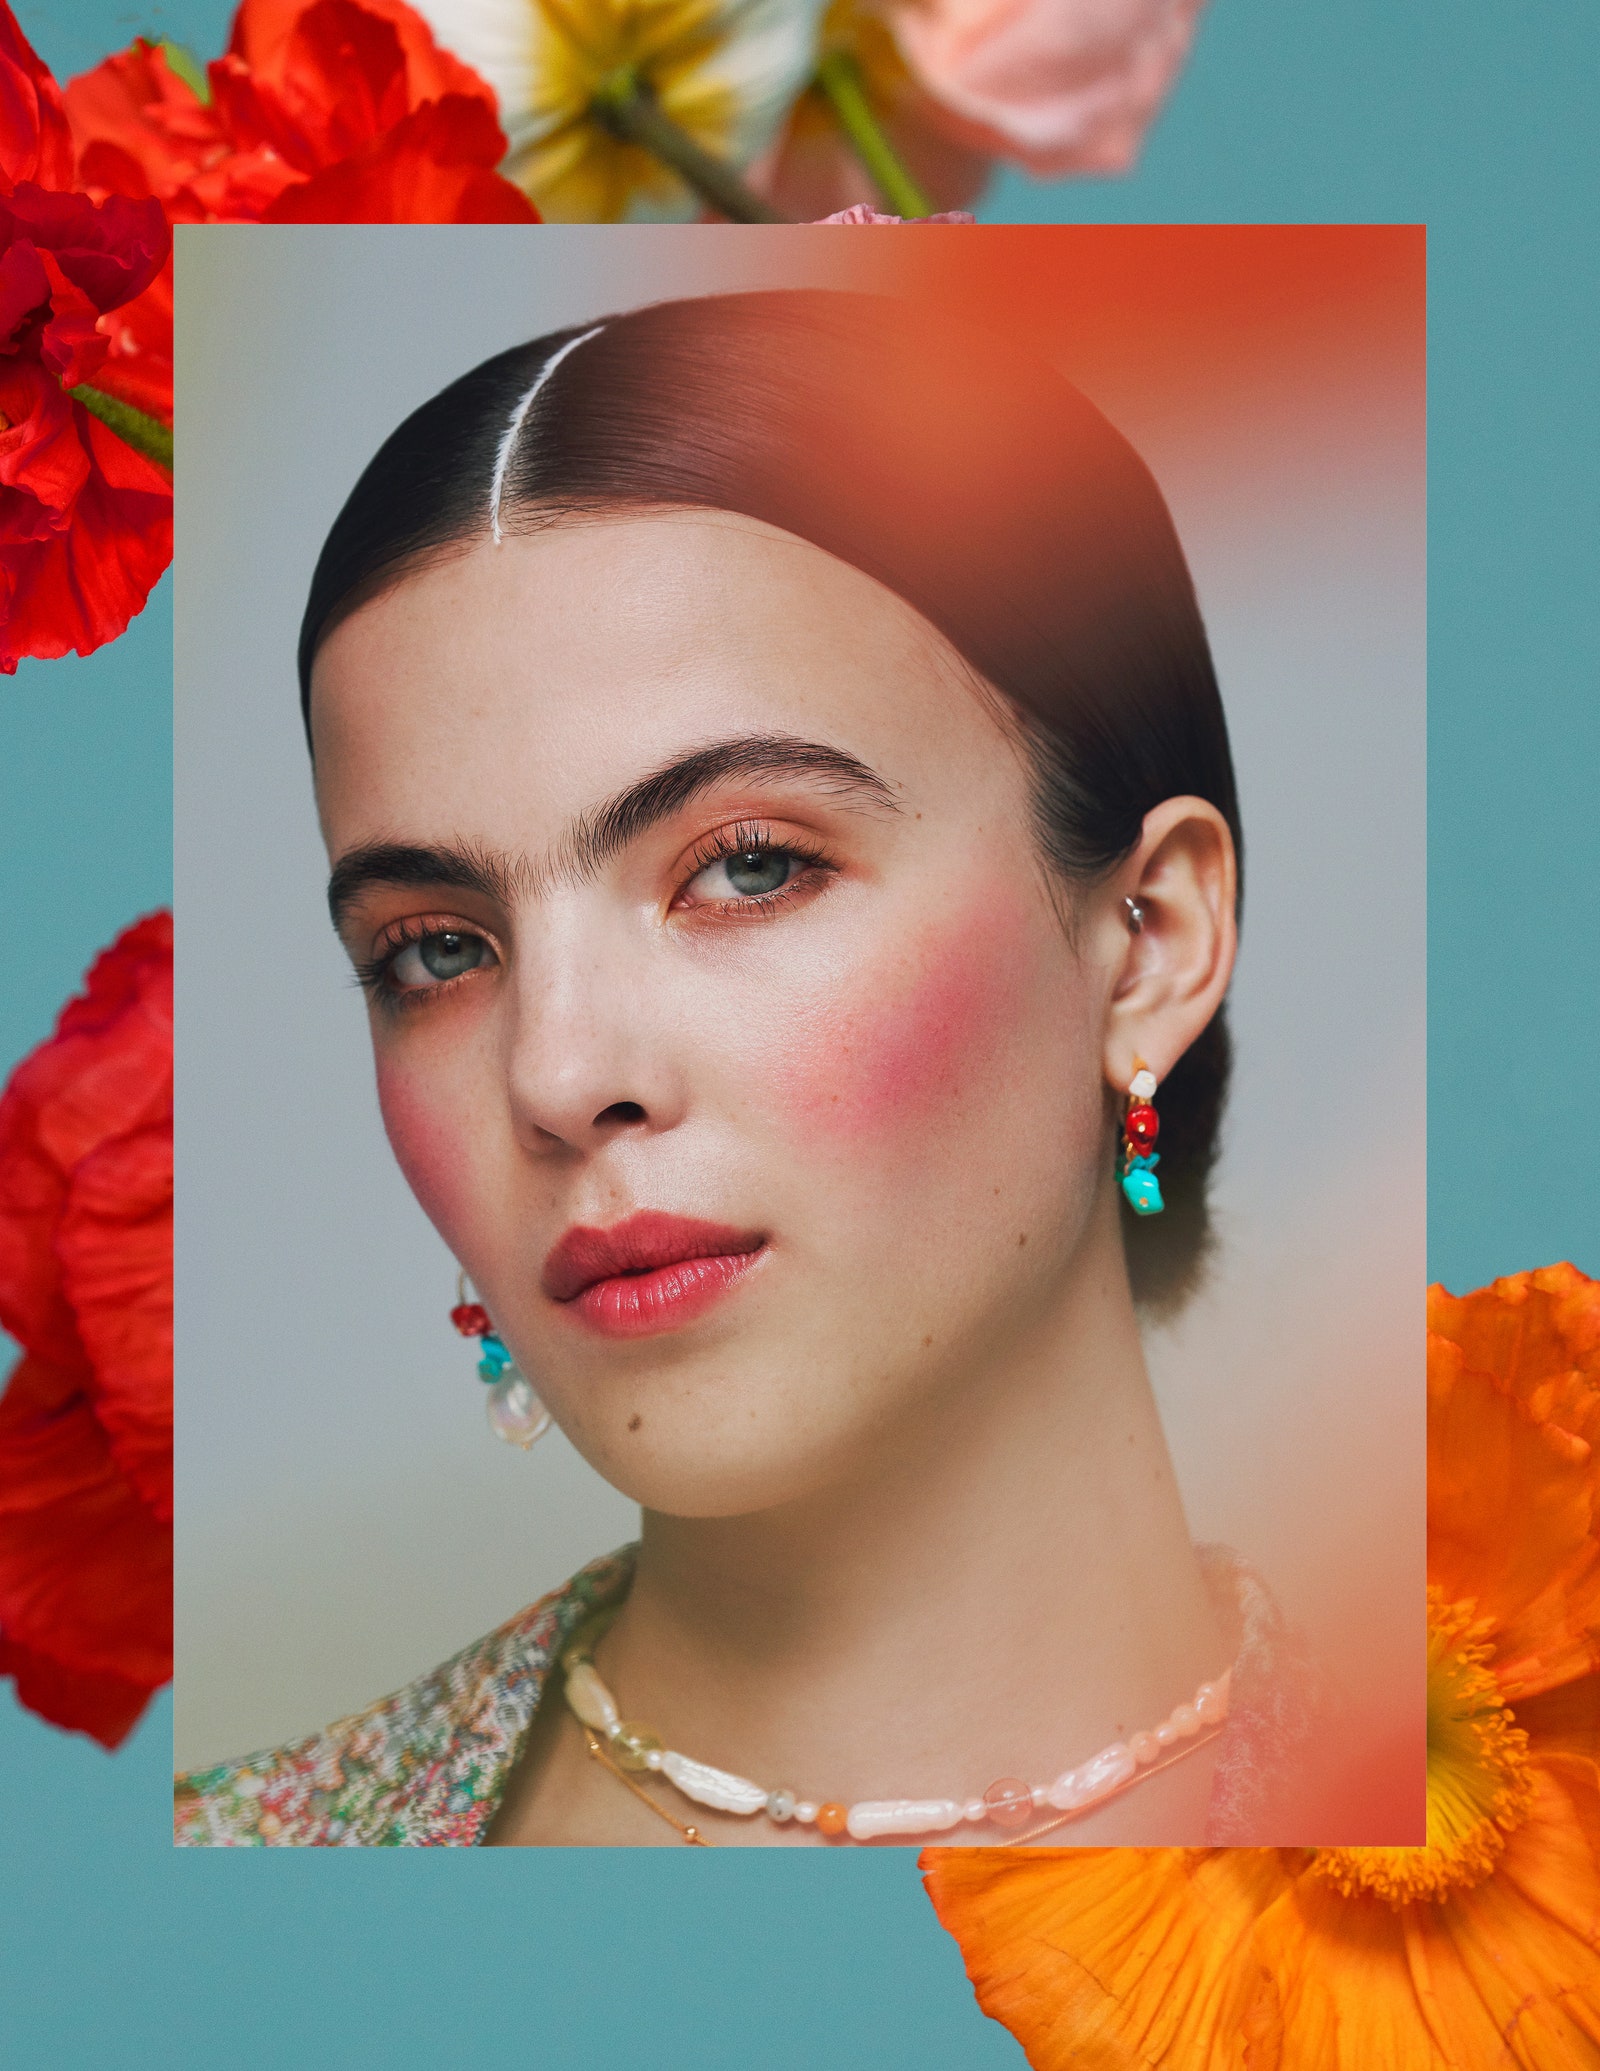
[173,1546,635,1846]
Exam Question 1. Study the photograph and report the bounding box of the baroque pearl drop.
[1049,1743,1136,1811]
[1128,1730,1161,1766]
[1170,1702,1201,1738]
[794,1802,819,1825]
[1154,1718,1180,1748]
[1130,1068,1157,1100]
[1196,1679,1228,1725]
[659,1749,767,1816]
[563,1661,619,1735]
[485,1370,551,1448]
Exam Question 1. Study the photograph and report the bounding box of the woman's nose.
[500,910,685,1155]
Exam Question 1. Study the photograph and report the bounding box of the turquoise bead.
[1122,1169,1164,1215]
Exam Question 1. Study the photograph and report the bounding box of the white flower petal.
[413,0,829,219]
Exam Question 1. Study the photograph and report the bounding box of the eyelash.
[673,821,837,917]
[355,824,836,1012]
[352,917,495,1014]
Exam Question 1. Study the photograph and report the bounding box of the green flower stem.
[69,386,174,474]
[591,74,791,224]
[814,51,933,220]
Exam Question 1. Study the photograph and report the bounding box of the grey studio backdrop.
[175,226,1424,1773]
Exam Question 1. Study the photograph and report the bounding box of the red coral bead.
[1126,1104,1159,1148]
[450,1303,491,1337]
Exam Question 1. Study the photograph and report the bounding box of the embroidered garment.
[174,1542,1323,1846]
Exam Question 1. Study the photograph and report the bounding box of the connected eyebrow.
[327,733,900,933]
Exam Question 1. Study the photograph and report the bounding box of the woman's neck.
[585,1204,1228,1839]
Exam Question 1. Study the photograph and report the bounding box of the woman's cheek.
[778,894,1041,1153]
[374,1053,480,1248]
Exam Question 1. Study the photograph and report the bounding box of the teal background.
[3,0,1597,2062]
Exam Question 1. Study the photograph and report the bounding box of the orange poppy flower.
[922,1263,1600,2069]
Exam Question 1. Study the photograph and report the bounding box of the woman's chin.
[560,1405,869,1522]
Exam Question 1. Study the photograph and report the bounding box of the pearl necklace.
[560,1616,1232,1843]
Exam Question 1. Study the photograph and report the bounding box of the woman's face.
[312,512,1121,1516]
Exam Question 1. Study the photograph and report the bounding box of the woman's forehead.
[308,510,1022,838]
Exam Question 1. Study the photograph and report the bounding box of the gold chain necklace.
[582,1727,714,1844]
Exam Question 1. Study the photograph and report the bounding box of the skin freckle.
[628,1414,642,1433]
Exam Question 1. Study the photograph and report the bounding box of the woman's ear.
[1100,797,1238,1094]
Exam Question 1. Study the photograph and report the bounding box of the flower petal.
[1511,1672,1600,1774]
[891,0,1207,179]
[263,93,537,218]
[64,39,227,204]
[1408,1759,1600,2067]
[0,1353,170,1745]
[0,911,172,1378]
[414,0,828,220]
[922,1845,1297,2068]
[0,398,171,668]
[1429,1288,1600,1700]
[0,2,75,190]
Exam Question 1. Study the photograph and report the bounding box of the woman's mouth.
[542,1211,769,1339]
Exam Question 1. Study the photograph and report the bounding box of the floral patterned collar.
[175,1543,1322,1846]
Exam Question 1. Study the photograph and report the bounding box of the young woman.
[176,290,1321,1847]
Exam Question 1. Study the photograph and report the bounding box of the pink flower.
[891,0,1206,177]
[814,203,974,221]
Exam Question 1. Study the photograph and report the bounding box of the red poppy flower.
[0,913,173,1748]
[65,0,539,225]
[0,4,172,674]
[0,0,74,190]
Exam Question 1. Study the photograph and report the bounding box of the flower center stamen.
[1310,1590,1533,1906]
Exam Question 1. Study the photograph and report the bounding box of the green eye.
[384,930,491,991]
[723,849,794,897]
[418,932,486,979]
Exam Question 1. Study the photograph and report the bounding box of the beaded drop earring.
[1119,1065,1164,1215]
[450,1273,551,1448]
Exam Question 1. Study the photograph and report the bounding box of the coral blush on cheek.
[782,898,1034,1140]
[375,1061,480,1239]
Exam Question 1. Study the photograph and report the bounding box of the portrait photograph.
[171,222,1426,1848]
[10,0,1600,2057]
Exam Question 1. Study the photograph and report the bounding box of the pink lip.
[543,1211,768,1339]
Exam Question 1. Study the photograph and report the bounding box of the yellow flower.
[922,1264,1600,2069]
[411,0,826,217]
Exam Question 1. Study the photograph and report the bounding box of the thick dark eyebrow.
[327,733,899,933]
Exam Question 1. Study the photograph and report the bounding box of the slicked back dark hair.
[300,290,1242,1312]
